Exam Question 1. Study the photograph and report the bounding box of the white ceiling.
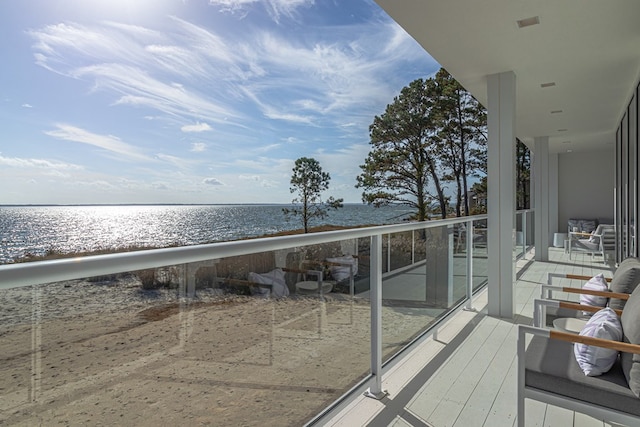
[375,0,640,153]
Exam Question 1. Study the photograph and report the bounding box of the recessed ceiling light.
[517,16,540,28]
[558,129,568,132]
[551,110,563,114]
[567,149,573,153]
[541,82,556,88]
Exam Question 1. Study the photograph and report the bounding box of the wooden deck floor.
[320,248,623,427]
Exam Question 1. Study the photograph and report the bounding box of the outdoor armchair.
[568,224,615,263]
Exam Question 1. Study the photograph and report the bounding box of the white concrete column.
[487,71,516,319]
[533,137,550,261]
[549,153,559,242]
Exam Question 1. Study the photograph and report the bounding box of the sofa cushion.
[574,308,623,376]
[526,335,640,415]
[621,284,640,397]
[609,258,640,310]
[580,273,609,309]
[568,219,580,232]
[580,219,598,233]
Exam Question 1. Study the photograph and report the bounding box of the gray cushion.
[568,219,580,232]
[621,284,640,397]
[580,219,598,233]
[525,335,640,414]
[610,258,640,310]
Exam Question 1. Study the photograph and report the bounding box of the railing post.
[365,234,387,399]
[464,219,475,311]
[522,212,527,259]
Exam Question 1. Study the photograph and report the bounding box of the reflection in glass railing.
[0,265,371,426]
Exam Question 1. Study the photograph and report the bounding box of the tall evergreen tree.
[356,78,447,220]
[433,69,487,217]
[283,157,343,233]
[356,70,487,220]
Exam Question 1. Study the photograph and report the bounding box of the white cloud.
[22,103,33,108]
[239,174,261,181]
[156,153,195,169]
[44,124,151,161]
[190,142,207,152]
[152,182,169,190]
[181,122,212,133]
[28,12,435,137]
[0,154,84,170]
[240,86,315,124]
[74,63,241,125]
[203,177,224,185]
[209,0,314,23]
[256,143,280,152]
[238,173,277,188]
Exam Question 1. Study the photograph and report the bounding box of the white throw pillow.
[326,256,358,282]
[580,273,609,308]
[248,268,289,298]
[574,307,623,376]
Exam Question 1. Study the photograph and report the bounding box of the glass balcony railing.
[0,214,496,426]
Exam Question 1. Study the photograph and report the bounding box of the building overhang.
[375,0,640,154]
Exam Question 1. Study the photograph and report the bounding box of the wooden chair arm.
[550,329,640,355]
[559,287,628,300]
[281,266,321,275]
[556,301,623,317]
[561,273,613,282]
[569,231,593,238]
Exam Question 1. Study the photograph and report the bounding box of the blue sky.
[0,0,439,205]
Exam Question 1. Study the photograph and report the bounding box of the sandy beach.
[0,275,435,426]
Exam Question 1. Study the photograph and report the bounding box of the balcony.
[0,212,549,426]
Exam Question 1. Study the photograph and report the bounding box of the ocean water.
[0,204,412,263]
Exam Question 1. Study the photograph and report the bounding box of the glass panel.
[381,234,390,274]
[472,219,489,292]
[388,230,414,271]
[381,225,465,363]
[413,230,427,263]
[514,212,524,259]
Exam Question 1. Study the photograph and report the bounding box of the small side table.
[553,317,587,334]
[553,232,567,248]
[295,280,334,295]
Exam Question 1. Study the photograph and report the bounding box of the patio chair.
[568,224,615,263]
